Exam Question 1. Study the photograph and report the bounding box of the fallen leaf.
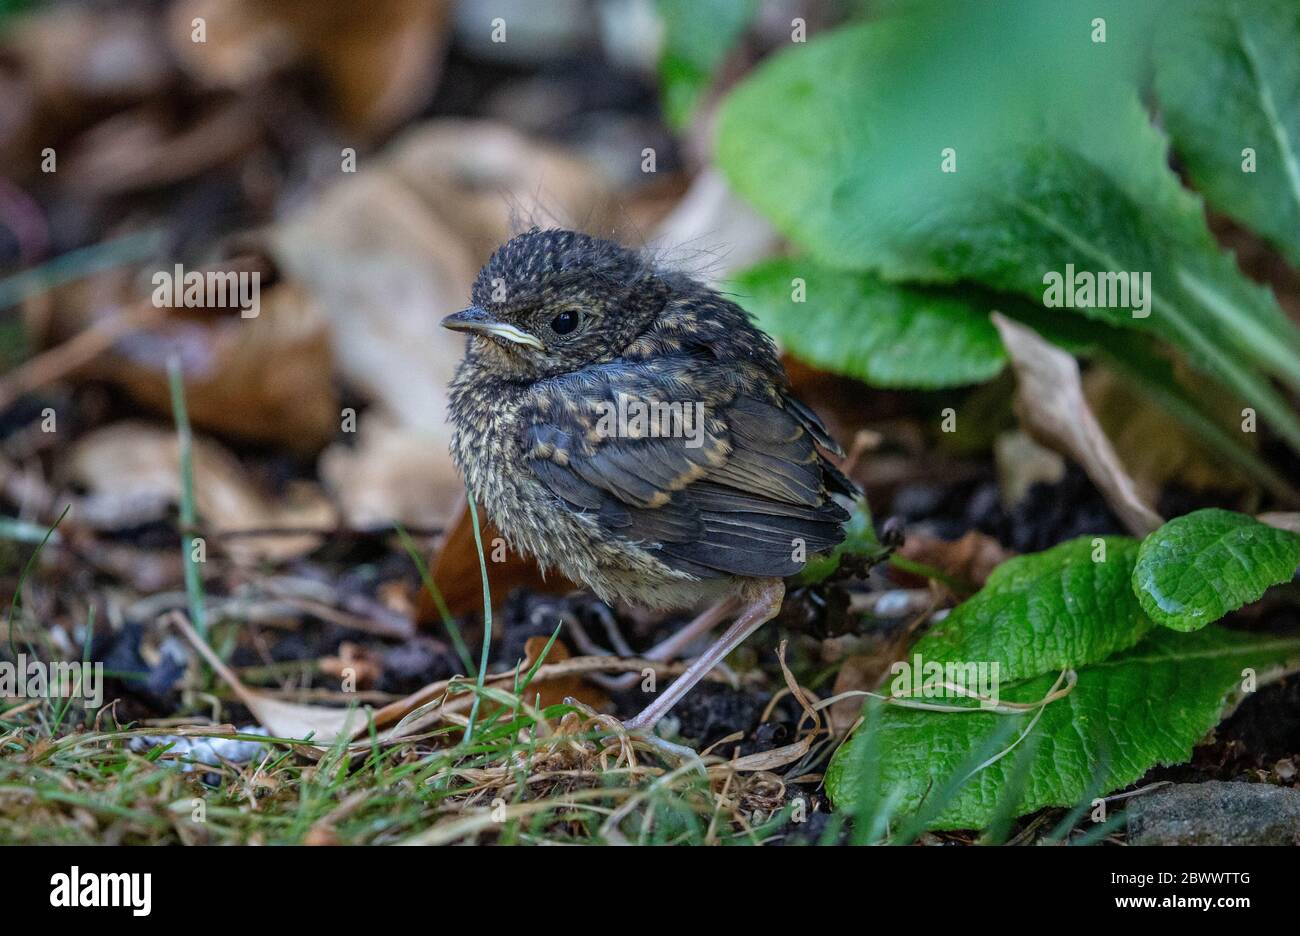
[319,412,460,531]
[62,99,261,197]
[171,611,371,746]
[419,498,573,624]
[0,6,174,182]
[65,422,335,563]
[167,0,453,138]
[897,529,1012,592]
[1084,364,1251,498]
[22,254,339,453]
[5,6,173,105]
[991,313,1162,536]
[518,636,609,712]
[1259,512,1300,535]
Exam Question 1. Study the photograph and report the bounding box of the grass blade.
[463,494,494,745]
[395,522,476,675]
[167,356,207,637]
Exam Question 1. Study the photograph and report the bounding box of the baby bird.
[443,229,856,731]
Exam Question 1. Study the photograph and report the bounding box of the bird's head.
[442,229,668,380]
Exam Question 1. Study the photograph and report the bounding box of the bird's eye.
[550,310,580,335]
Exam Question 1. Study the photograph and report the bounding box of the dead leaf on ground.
[519,635,609,712]
[991,313,1163,536]
[168,0,453,138]
[171,611,370,746]
[0,6,175,181]
[22,254,338,453]
[62,98,262,197]
[4,6,173,107]
[1259,512,1300,534]
[64,422,335,563]
[419,497,574,624]
[897,529,1012,593]
[1083,364,1253,499]
[319,412,461,532]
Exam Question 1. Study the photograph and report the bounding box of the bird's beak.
[441,307,545,350]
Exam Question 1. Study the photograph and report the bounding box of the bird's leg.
[581,596,740,692]
[591,601,636,658]
[642,595,739,663]
[623,579,785,733]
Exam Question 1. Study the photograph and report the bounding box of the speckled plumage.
[446,229,856,611]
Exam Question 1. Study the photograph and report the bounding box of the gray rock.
[1127,781,1300,846]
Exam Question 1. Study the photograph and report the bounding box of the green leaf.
[656,0,757,128]
[730,258,1006,388]
[1133,509,1300,632]
[1154,0,1300,269]
[827,626,1300,831]
[914,536,1152,684]
[798,499,882,585]
[716,2,1300,452]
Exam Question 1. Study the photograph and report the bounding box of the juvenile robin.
[443,229,856,732]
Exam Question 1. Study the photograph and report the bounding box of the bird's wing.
[520,362,853,579]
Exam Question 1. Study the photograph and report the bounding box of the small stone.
[1127,781,1300,845]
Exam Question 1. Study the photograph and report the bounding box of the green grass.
[0,419,1119,846]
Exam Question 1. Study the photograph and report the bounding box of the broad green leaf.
[1133,509,1300,632]
[914,536,1151,684]
[656,0,757,128]
[1155,0,1300,269]
[716,2,1300,452]
[798,499,882,585]
[731,258,1006,388]
[827,626,1300,830]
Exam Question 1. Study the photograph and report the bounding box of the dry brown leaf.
[519,635,609,712]
[1084,365,1252,497]
[897,529,1012,592]
[0,6,178,185]
[419,497,574,624]
[319,412,461,531]
[991,313,1163,536]
[64,422,335,563]
[1259,512,1300,534]
[171,612,370,746]
[168,0,452,137]
[22,255,338,453]
[62,99,261,197]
